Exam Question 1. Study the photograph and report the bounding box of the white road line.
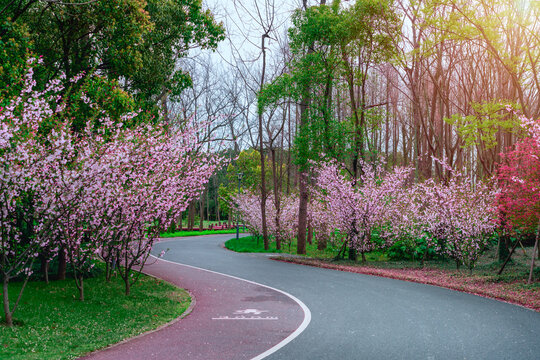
[149,248,311,360]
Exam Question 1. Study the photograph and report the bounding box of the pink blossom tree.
[420,177,497,272]
[1,60,226,316]
[312,158,497,270]
[95,122,224,295]
[234,191,265,238]
[313,160,412,262]
[0,60,74,325]
[383,161,497,272]
[308,199,340,251]
[235,191,300,251]
[267,195,299,251]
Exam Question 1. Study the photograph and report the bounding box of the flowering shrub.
[418,177,497,271]
[497,113,540,283]
[313,160,412,259]
[310,158,498,270]
[308,198,341,250]
[235,191,299,247]
[234,191,265,237]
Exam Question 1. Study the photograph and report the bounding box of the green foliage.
[386,237,439,261]
[0,20,31,105]
[293,113,353,167]
[259,0,399,168]
[338,0,399,61]
[64,75,143,133]
[258,74,295,115]
[445,101,520,149]
[130,0,225,105]
[18,0,152,80]
[2,0,224,116]
[0,272,190,359]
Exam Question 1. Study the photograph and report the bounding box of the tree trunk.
[44,261,49,284]
[40,254,49,284]
[188,201,195,231]
[307,223,313,245]
[105,261,111,282]
[57,247,66,280]
[259,34,270,251]
[317,235,327,251]
[216,188,220,222]
[350,248,358,261]
[178,212,183,231]
[276,235,282,251]
[76,275,84,301]
[296,0,313,255]
[271,148,282,251]
[297,171,308,255]
[125,277,131,296]
[498,238,520,275]
[168,220,176,234]
[498,234,510,262]
[199,193,205,231]
[3,274,12,327]
[528,224,540,284]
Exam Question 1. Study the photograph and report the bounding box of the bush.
[386,237,439,261]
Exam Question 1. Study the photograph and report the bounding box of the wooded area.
[174,0,539,259]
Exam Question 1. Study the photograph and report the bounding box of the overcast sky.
[202,0,304,65]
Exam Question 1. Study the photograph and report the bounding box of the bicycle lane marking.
[151,255,312,360]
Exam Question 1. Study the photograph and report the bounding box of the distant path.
[86,234,540,359]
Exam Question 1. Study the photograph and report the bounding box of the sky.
[202,0,303,65]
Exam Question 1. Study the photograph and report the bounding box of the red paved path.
[81,257,305,360]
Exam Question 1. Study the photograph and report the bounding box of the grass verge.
[224,235,339,257]
[227,235,540,312]
[1,272,190,360]
[162,228,244,238]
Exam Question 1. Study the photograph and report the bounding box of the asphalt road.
[151,234,540,360]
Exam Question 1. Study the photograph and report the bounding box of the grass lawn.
[226,235,540,311]
[225,235,385,260]
[1,272,190,360]
[162,228,245,238]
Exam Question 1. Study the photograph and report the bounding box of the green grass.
[1,272,190,360]
[162,228,245,238]
[224,235,338,258]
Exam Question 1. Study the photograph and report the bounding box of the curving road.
[148,234,540,360]
[86,234,540,360]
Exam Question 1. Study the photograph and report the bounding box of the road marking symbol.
[234,309,268,315]
[212,315,278,320]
